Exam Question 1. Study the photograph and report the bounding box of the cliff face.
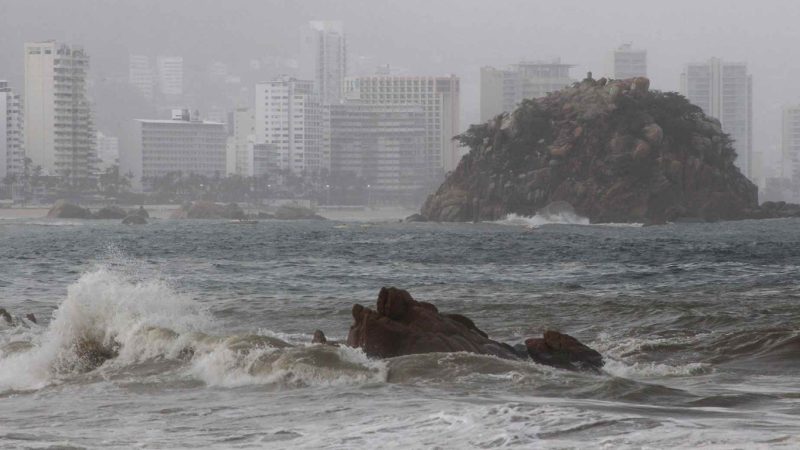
[421,77,759,224]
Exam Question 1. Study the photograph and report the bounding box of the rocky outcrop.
[47,200,93,219]
[345,287,603,371]
[93,206,127,219]
[422,76,761,225]
[122,206,149,224]
[171,201,246,220]
[404,213,428,222]
[347,287,520,359]
[273,205,326,220]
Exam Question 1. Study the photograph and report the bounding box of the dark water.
[0,216,799,448]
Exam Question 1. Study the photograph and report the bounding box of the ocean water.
[0,216,799,449]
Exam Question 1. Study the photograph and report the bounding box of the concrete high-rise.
[681,58,753,178]
[344,75,460,176]
[157,56,184,97]
[96,131,119,171]
[129,54,155,101]
[129,109,227,189]
[480,59,574,122]
[301,21,347,105]
[608,43,647,79]
[782,105,800,183]
[329,102,426,200]
[24,41,96,183]
[254,77,325,176]
[0,81,25,181]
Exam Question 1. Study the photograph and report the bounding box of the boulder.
[122,214,147,225]
[171,201,246,220]
[0,308,11,325]
[47,200,93,219]
[347,287,521,360]
[525,330,604,372]
[93,205,127,219]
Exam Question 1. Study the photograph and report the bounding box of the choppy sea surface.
[1,213,799,449]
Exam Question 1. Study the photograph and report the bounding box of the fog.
[2,0,798,161]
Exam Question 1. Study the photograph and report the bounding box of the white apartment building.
[0,81,25,181]
[782,105,800,182]
[301,21,347,105]
[129,54,155,101]
[609,43,647,79]
[480,59,574,122]
[157,56,184,96]
[231,107,255,176]
[96,131,119,171]
[24,41,96,183]
[255,77,325,176]
[130,109,226,189]
[681,58,753,178]
[344,75,460,176]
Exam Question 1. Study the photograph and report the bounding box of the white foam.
[187,343,387,388]
[494,212,590,228]
[0,267,211,392]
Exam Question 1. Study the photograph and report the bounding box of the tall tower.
[301,21,347,105]
[782,105,800,182]
[609,43,647,79]
[129,54,155,101]
[681,58,753,178]
[157,56,184,97]
[480,59,574,122]
[255,77,324,175]
[24,41,96,184]
[0,81,25,181]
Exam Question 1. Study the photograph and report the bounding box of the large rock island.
[422,76,760,224]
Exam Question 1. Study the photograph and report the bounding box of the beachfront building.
[0,81,25,181]
[24,41,96,184]
[608,43,647,79]
[681,58,753,178]
[480,59,574,122]
[300,20,347,105]
[344,74,460,176]
[254,77,326,176]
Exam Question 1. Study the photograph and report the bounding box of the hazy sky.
[2,0,799,163]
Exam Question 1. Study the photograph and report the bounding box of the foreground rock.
[47,200,93,219]
[171,201,246,220]
[347,287,519,359]
[344,287,603,371]
[422,76,761,225]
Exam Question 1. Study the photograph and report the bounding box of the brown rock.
[47,200,93,219]
[525,330,604,372]
[347,287,519,360]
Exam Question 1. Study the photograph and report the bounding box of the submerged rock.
[47,200,93,219]
[421,77,762,225]
[525,330,604,372]
[404,213,428,222]
[122,214,147,225]
[0,308,11,325]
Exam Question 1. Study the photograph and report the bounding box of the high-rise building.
[301,20,347,105]
[782,105,800,183]
[24,41,96,183]
[329,102,426,200]
[681,58,753,178]
[0,81,25,181]
[157,56,184,97]
[255,77,325,176]
[344,75,460,176]
[608,44,647,79]
[129,54,155,101]
[231,107,254,176]
[480,59,574,122]
[96,132,119,170]
[131,109,227,189]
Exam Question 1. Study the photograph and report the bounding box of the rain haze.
[2,1,800,448]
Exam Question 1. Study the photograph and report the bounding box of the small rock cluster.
[47,200,149,224]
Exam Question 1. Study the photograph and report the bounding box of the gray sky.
[1,0,798,163]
